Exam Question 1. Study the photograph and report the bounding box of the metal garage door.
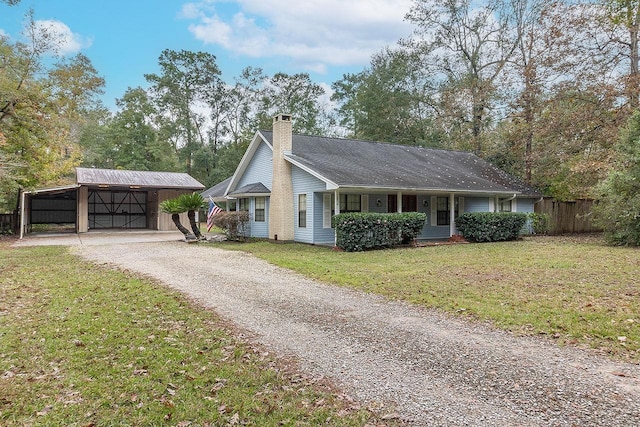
[30,191,77,225]
[88,190,147,229]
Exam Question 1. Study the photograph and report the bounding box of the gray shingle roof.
[76,167,204,190]
[201,177,231,199]
[261,132,540,196]
[229,182,270,196]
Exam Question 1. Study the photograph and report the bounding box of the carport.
[19,167,204,238]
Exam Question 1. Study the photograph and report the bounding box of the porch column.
[449,193,455,237]
[334,190,341,245]
[19,190,26,239]
[397,191,402,212]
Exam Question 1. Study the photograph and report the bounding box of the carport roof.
[76,167,204,190]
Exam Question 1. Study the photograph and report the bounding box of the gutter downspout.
[502,193,517,203]
[497,193,518,212]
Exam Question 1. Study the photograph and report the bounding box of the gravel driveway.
[74,241,640,426]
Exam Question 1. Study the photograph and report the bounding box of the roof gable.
[227,131,273,194]
[76,167,204,190]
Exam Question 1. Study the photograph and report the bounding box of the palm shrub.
[177,192,205,240]
[159,198,191,237]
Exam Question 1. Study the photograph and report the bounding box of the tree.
[145,50,222,177]
[225,67,266,145]
[593,110,640,245]
[255,72,326,135]
[0,14,105,210]
[596,0,640,110]
[106,87,179,171]
[177,192,205,239]
[405,0,522,155]
[332,47,441,145]
[159,198,192,238]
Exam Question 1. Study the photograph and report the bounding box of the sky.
[1,0,415,110]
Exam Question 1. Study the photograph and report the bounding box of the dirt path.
[75,242,640,426]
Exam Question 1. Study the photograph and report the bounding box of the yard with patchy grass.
[1,234,638,425]
[0,242,373,426]
[219,235,640,362]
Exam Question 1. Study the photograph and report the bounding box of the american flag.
[206,197,222,232]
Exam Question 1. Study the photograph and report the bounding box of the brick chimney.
[269,114,295,241]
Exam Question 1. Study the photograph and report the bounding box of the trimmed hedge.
[455,212,528,242]
[333,212,427,252]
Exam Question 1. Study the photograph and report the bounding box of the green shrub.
[592,111,640,246]
[212,211,250,241]
[527,212,551,234]
[455,212,527,242]
[333,212,427,252]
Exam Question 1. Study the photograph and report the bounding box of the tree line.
[1,0,640,243]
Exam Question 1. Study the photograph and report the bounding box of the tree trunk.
[187,210,203,239]
[171,213,191,236]
[629,23,640,109]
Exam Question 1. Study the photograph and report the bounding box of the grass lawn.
[0,241,374,426]
[218,235,640,362]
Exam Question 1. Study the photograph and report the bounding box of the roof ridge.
[261,130,475,156]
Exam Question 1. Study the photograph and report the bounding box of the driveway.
[68,240,640,426]
[12,230,186,247]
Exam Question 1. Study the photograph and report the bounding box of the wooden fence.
[534,199,601,234]
[0,212,17,234]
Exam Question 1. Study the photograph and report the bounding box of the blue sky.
[1,0,414,110]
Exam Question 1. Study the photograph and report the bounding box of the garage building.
[19,167,205,238]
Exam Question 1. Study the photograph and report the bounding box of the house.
[19,167,204,238]
[206,114,541,244]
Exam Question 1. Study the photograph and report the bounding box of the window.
[339,194,361,212]
[499,199,512,212]
[436,196,450,225]
[436,196,460,226]
[298,194,307,228]
[255,197,265,222]
[238,198,249,211]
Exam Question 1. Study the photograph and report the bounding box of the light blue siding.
[236,141,273,190]
[368,195,387,213]
[516,198,535,213]
[419,222,451,239]
[313,193,335,244]
[250,197,269,238]
[292,165,326,244]
[233,141,273,239]
[465,197,490,213]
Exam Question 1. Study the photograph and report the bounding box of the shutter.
[323,193,331,228]
[361,195,369,212]
[430,196,437,226]
[458,196,465,215]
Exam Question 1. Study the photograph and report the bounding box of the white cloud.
[33,19,92,56]
[182,0,414,74]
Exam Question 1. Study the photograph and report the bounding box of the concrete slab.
[12,230,187,247]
